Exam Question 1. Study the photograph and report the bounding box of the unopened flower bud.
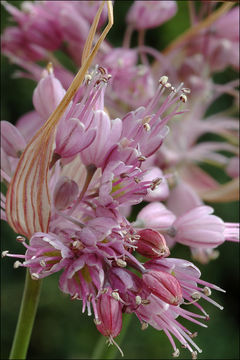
[95,288,122,338]
[53,177,79,210]
[143,270,182,306]
[33,72,66,119]
[136,229,170,258]
[1,121,26,158]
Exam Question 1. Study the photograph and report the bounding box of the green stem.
[9,270,42,360]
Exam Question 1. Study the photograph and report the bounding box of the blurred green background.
[1,1,239,359]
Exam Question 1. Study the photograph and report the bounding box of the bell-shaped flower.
[173,206,225,248]
[126,1,177,30]
[33,70,66,120]
[1,121,26,158]
[81,110,122,168]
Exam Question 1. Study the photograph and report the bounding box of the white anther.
[136,295,142,305]
[141,299,150,305]
[192,351,198,359]
[159,75,168,85]
[141,322,148,330]
[40,260,46,267]
[71,293,79,300]
[1,250,9,258]
[46,62,53,74]
[72,240,84,250]
[13,261,22,269]
[94,318,101,325]
[165,82,172,88]
[190,332,198,338]
[180,94,187,103]
[182,88,191,94]
[16,236,25,242]
[31,273,40,280]
[191,291,201,301]
[143,123,151,132]
[84,74,92,83]
[134,177,141,183]
[111,291,121,301]
[116,259,127,268]
[137,156,146,162]
[172,348,180,358]
[203,286,211,296]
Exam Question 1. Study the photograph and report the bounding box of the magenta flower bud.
[33,71,66,119]
[137,229,170,258]
[126,1,177,30]
[53,177,79,210]
[95,287,122,338]
[1,121,26,158]
[143,270,182,306]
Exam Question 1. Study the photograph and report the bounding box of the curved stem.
[162,2,234,55]
[9,270,42,360]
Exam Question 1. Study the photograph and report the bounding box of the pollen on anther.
[1,250,9,258]
[13,261,22,268]
[159,75,168,85]
[172,348,180,358]
[136,295,142,305]
[141,322,148,330]
[31,273,40,280]
[203,286,211,296]
[116,258,127,267]
[16,236,25,242]
[180,94,187,103]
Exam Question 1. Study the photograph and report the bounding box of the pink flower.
[33,69,66,120]
[1,121,26,158]
[172,206,225,248]
[126,1,177,30]
[136,202,176,230]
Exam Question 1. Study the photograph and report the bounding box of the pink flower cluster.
[1,1,239,358]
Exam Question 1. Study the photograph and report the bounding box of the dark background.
[1,1,239,359]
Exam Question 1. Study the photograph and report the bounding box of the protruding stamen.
[141,322,148,330]
[40,260,46,267]
[180,94,187,103]
[203,287,211,296]
[159,75,168,85]
[190,332,198,338]
[72,240,84,250]
[141,299,150,305]
[111,291,121,301]
[143,123,151,132]
[172,348,180,358]
[46,62,53,74]
[182,88,191,94]
[31,273,40,280]
[136,295,142,305]
[94,318,101,325]
[150,177,162,190]
[116,259,127,268]
[13,261,22,268]
[71,293,79,300]
[192,350,198,359]
[137,155,146,162]
[1,250,9,258]
[16,235,25,242]
[191,292,201,301]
